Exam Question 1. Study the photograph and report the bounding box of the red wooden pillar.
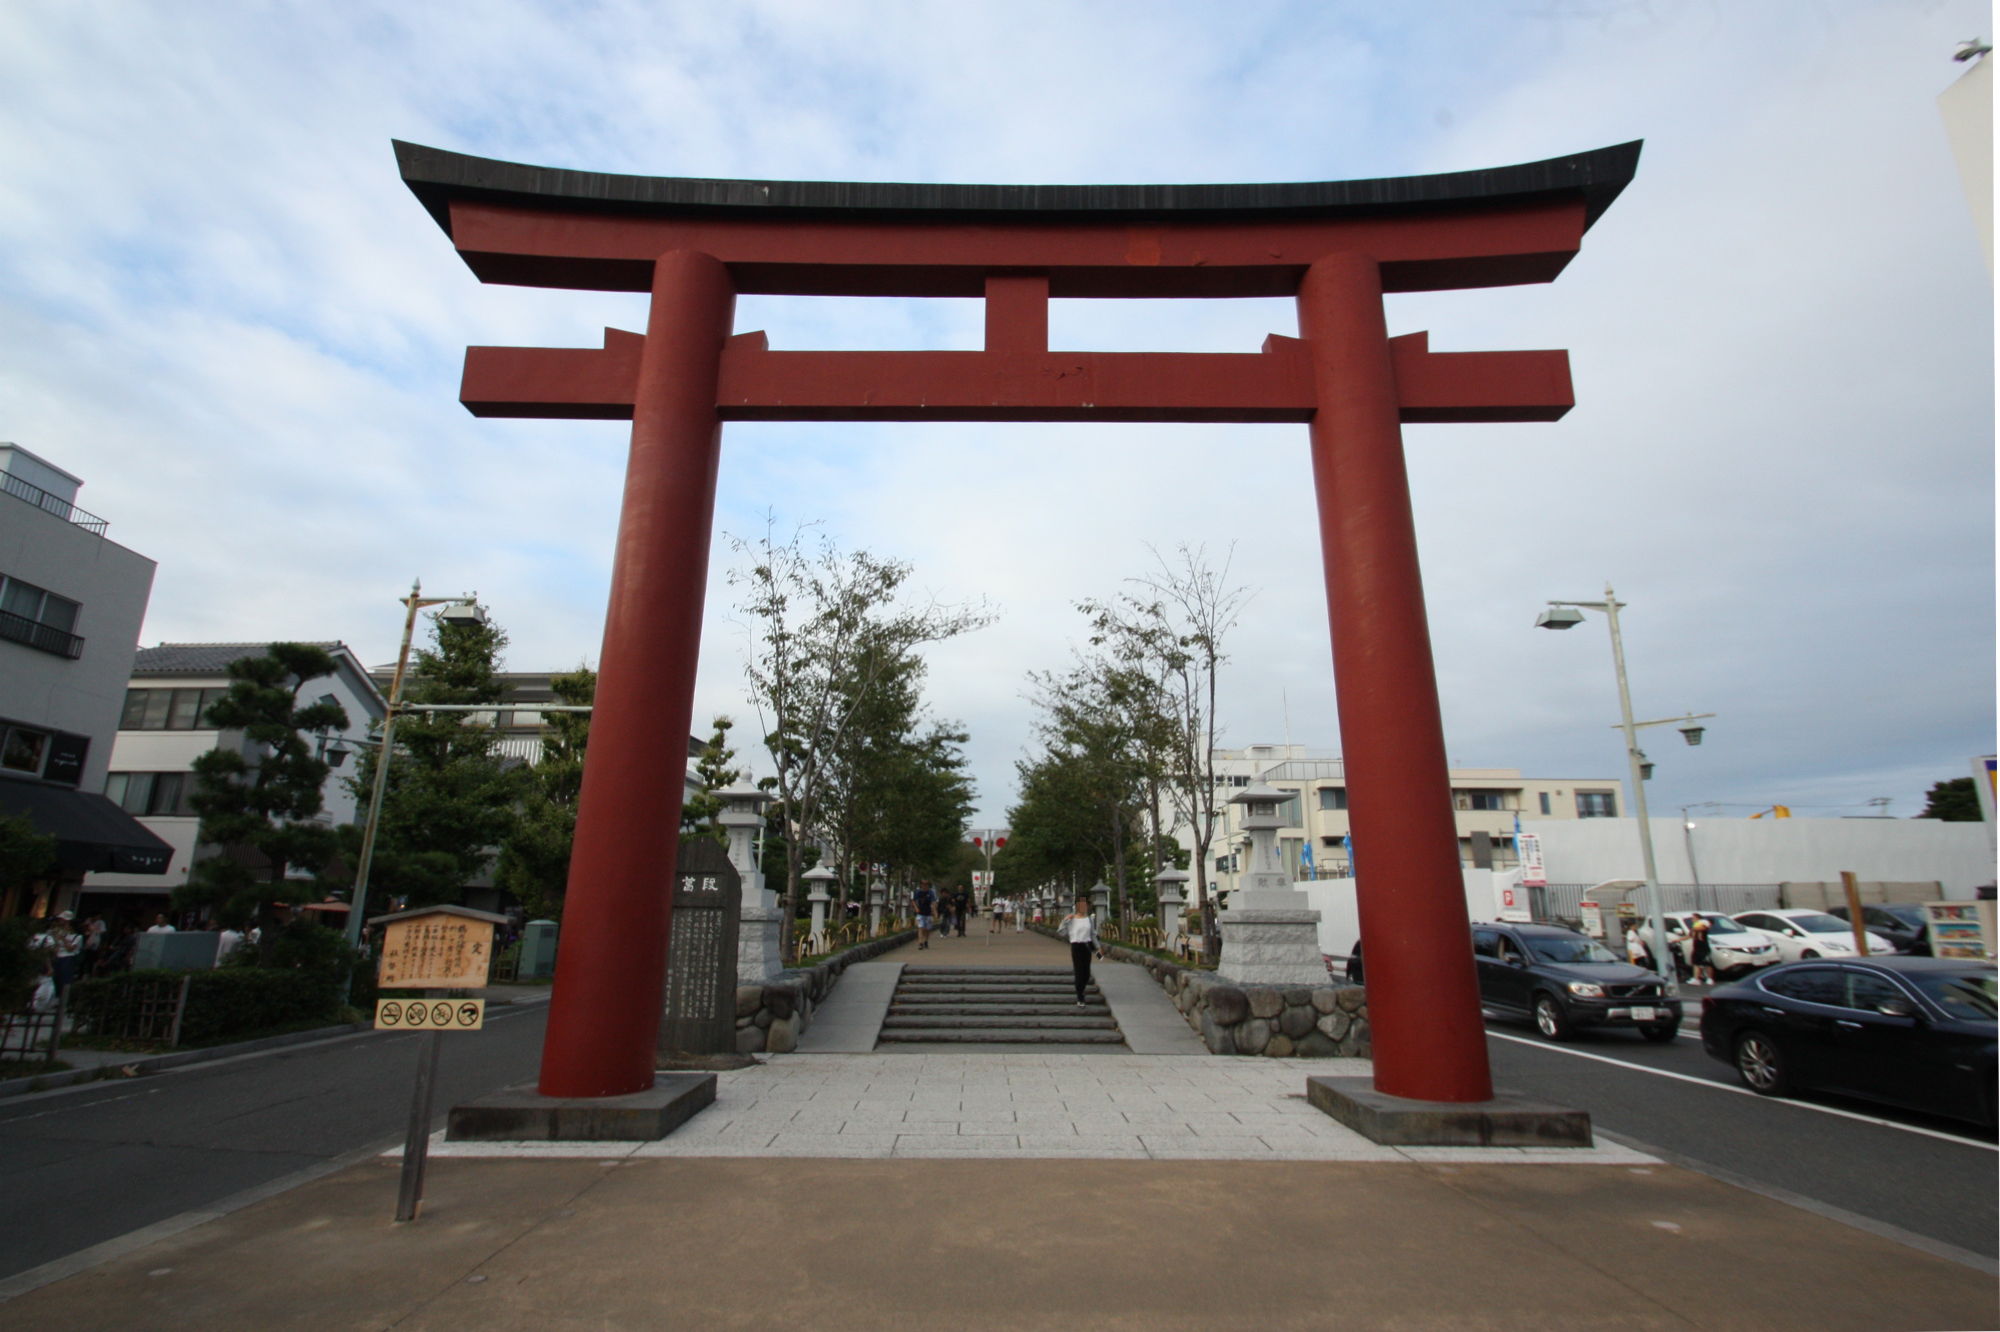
[539,250,735,1098]
[1298,252,1494,1104]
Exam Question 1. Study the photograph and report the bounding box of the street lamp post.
[344,579,485,950]
[1536,584,1712,990]
[971,830,1007,908]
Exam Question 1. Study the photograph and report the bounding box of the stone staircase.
[878,966,1125,1046]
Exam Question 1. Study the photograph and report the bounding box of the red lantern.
[972,836,983,848]
[996,837,1007,849]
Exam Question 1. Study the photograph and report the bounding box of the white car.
[1636,912,1781,978]
[1732,909,1896,962]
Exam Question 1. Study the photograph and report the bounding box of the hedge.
[68,967,345,1046]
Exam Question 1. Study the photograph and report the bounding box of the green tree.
[492,666,594,921]
[680,715,742,846]
[728,520,990,956]
[176,643,349,960]
[1917,777,1983,822]
[1082,544,1248,955]
[348,606,516,909]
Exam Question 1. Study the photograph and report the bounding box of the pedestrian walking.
[79,914,105,978]
[1625,927,1648,969]
[1055,897,1103,1006]
[34,912,83,994]
[953,888,971,937]
[914,883,937,950]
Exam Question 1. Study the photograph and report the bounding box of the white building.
[1182,744,1625,899]
[82,642,387,915]
[0,444,169,919]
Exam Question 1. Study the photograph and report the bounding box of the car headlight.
[1566,982,1605,997]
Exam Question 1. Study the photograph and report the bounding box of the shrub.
[68,966,344,1046]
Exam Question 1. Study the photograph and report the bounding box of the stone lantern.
[1216,780,1325,986]
[1089,880,1111,922]
[1154,867,1189,949]
[867,866,886,936]
[720,782,782,984]
[803,864,836,949]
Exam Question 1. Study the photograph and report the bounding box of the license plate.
[1629,1006,1657,1022]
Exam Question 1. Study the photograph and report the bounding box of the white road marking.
[1486,1030,1998,1151]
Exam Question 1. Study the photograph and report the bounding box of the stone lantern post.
[1216,781,1325,986]
[868,866,885,936]
[720,782,782,984]
[803,864,836,950]
[1089,881,1111,926]
[1155,867,1189,950]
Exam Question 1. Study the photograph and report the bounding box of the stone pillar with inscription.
[719,783,783,984]
[657,839,744,1064]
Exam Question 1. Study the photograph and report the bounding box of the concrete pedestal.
[737,904,785,984]
[1217,887,1327,987]
[1306,1076,1592,1147]
[449,1072,717,1142]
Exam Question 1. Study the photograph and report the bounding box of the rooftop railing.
[1,470,108,535]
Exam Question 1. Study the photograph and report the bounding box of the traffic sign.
[376,998,486,1031]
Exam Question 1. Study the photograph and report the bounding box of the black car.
[1699,957,1997,1126]
[1826,902,1931,956]
[1473,923,1682,1042]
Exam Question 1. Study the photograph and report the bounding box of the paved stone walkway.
[426,1052,1654,1163]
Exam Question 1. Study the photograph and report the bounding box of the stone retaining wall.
[1036,927,1370,1057]
[733,930,917,1054]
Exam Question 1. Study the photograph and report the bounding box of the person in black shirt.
[953,888,971,937]
[914,884,937,950]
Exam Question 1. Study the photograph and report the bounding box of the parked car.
[1637,912,1781,980]
[1827,903,1931,957]
[1473,922,1683,1043]
[1732,909,1895,962]
[1699,957,1997,1126]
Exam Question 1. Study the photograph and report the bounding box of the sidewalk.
[6,1150,1992,1330]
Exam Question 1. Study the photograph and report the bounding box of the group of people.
[1624,915,1718,984]
[986,896,1027,933]
[911,883,975,949]
[23,909,242,1010]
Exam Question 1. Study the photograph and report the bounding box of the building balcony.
[2,469,108,536]
[0,609,84,659]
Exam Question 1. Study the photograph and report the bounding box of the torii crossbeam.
[397,139,1641,1105]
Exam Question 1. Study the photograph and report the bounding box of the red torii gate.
[397,140,1640,1106]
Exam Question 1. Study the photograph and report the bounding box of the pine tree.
[680,715,742,846]
[177,643,348,959]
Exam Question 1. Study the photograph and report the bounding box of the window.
[105,771,195,817]
[120,687,229,730]
[1575,790,1618,818]
[1472,930,1500,958]
[2,724,48,773]
[1762,968,1843,1006]
[1317,787,1347,811]
[1453,789,1507,812]
[1842,972,1906,1013]
[0,572,83,658]
[1538,792,1551,816]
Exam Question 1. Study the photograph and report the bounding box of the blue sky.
[1,0,1992,828]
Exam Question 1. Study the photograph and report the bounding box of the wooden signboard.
[377,908,499,989]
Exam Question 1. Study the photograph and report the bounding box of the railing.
[1,470,108,535]
[0,608,84,659]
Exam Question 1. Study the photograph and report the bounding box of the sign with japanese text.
[378,914,496,989]
[1517,833,1547,888]
[376,998,486,1031]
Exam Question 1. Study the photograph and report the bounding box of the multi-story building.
[1180,744,1624,897]
[0,444,170,919]
[82,643,387,919]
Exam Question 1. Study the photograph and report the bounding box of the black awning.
[0,778,175,875]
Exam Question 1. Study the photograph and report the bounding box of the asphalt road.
[0,1000,547,1283]
[1481,1013,1999,1262]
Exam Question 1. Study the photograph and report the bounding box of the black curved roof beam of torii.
[394,140,1642,298]
[398,141,1640,425]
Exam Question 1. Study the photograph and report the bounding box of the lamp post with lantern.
[1536,584,1714,988]
[971,830,1007,909]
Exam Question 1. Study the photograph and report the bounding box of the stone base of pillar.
[737,905,786,985]
[1217,909,1328,988]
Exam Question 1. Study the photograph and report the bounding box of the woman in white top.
[1056,897,1102,1006]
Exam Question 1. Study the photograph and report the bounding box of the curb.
[0,990,556,1101]
[0,1021,374,1100]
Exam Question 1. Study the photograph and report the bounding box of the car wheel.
[1734,1030,1791,1095]
[1532,993,1572,1042]
[1640,1024,1677,1043]
[1800,949,1820,959]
